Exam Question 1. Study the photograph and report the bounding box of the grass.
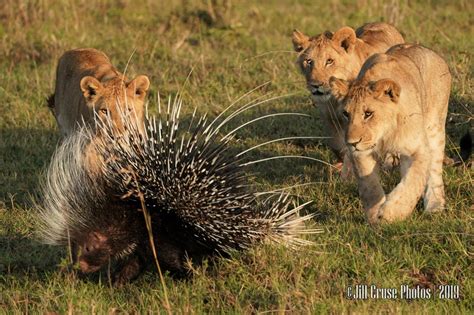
[0,0,472,313]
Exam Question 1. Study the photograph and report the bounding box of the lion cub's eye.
[304,58,314,67]
[99,108,108,115]
[326,58,334,66]
[364,111,373,119]
[342,110,350,119]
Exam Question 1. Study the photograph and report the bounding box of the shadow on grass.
[0,233,63,275]
[0,128,59,209]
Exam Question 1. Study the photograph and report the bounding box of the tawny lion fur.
[48,48,150,136]
[330,44,451,224]
[48,48,150,174]
[292,23,404,167]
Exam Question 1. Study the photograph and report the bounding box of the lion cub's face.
[329,77,401,153]
[292,27,362,103]
[80,75,150,133]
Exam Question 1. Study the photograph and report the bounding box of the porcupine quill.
[38,93,323,283]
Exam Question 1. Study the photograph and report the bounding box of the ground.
[0,0,472,313]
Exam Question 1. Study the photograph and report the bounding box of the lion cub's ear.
[332,26,356,53]
[292,29,310,52]
[127,75,150,99]
[80,76,103,103]
[370,79,401,103]
[329,76,349,100]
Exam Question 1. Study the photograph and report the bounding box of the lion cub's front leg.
[376,153,429,223]
[351,152,386,223]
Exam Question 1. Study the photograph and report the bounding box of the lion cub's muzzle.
[346,137,376,153]
[346,137,362,152]
[307,81,330,97]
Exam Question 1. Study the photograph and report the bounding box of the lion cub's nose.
[347,138,362,150]
[310,81,323,89]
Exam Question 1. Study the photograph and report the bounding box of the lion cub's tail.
[46,94,55,110]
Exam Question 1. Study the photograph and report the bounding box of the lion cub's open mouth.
[310,88,329,97]
[308,85,330,97]
[312,90,326,96]
[348,143,377,153]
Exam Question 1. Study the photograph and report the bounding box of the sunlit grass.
[0,0,472,313]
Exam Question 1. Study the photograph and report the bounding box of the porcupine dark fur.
[38,96,319,283]
[37,127,217,283]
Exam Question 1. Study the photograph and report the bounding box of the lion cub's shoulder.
[354,22,405,55]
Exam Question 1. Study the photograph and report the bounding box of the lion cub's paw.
[381,153,400,171]
[372,203,404,224]
[424,202,445,213]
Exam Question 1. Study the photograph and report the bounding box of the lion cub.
[292,23,404,171]
[48,48,150,136]
[48,48,151,174]
[330,44,451,223]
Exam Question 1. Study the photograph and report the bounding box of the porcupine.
[38,95,321,284]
